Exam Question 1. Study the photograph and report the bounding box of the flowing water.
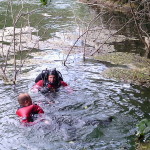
[0,0,150,150]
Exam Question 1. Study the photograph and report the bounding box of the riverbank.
[93,52,150,87]
[78,0,132,13]
[78,0,150,88]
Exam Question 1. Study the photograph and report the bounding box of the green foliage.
[40,0,48,5]
[136,119,150,141]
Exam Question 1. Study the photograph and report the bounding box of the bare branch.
[90,17,133,56]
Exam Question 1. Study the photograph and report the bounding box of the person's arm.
[16,105,44,126]
[61,81,73,93]
[23,105,44,125]
[33,104,44,114]
[61,81,68,87]
[31,80,44,92]
[16,105,34,124]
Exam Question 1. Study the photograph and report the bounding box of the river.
[0,0,150,150]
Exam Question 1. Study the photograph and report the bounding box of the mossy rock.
[94,52,150,87]
[95,52,150,67]
[136,142,150,150]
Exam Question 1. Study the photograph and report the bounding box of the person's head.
[48,75,56,83]
[48,68,58,84]
[17,93,32,107]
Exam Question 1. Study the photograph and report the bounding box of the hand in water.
[40,87,49,94]
[65,86,73,94]
[30,85,41,93]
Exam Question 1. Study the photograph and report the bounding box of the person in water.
[16,93,44,125]
[32,68,69,94]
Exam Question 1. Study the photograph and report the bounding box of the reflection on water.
[0,0,150,150]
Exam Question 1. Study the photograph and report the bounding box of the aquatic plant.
[40,0,48,5]
[95,52,150,87]
[136,119,150,142]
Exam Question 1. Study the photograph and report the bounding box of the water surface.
[0,0,149,150]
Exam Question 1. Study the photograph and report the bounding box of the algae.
[94,52,150,87]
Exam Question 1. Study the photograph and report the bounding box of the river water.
[0,0,150,150]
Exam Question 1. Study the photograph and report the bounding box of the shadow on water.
[0,0,150,150]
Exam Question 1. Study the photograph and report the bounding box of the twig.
[63,10,107,65]
[90,17,133,56]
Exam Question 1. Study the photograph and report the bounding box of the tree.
[0,0,48,84]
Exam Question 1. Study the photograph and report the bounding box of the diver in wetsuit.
[32,68,68,94]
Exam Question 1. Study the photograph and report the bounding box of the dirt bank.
[78,0,131,13]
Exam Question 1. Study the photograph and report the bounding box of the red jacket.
[16,104,44,124]
[33,80,68,91]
